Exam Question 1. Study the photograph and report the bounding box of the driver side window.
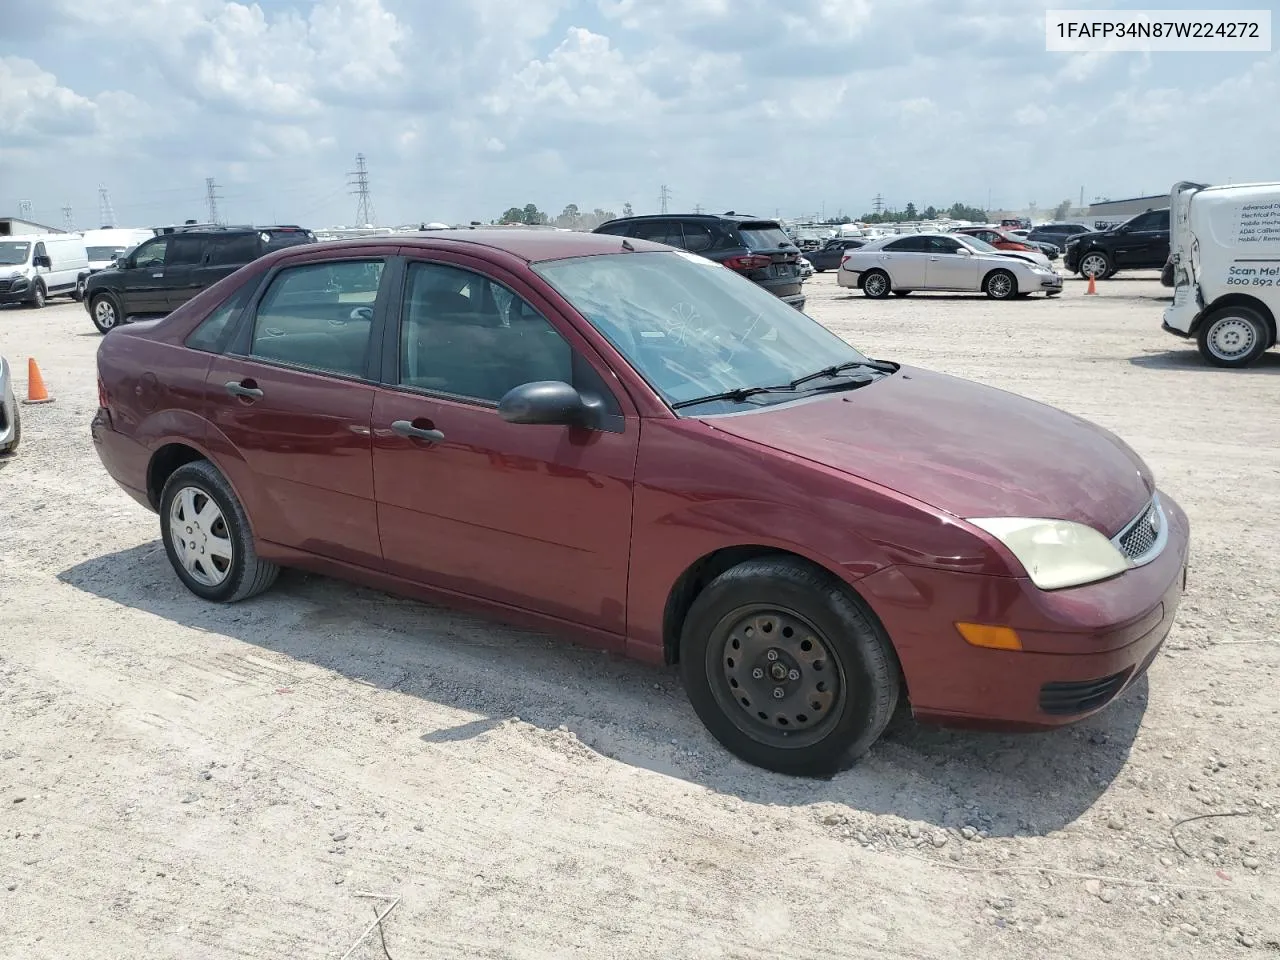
[134,239,168,269]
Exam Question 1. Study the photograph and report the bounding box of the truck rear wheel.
[1197,306,1269,368]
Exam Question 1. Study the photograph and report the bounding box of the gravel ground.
[1,272,1277,959]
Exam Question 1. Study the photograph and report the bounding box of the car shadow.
[58,543,1147,838]
[1129,349,1280,373]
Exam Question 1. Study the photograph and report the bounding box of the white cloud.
[0,57,99,146]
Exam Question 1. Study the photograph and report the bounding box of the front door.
[1114,210,1170,268]
[371,257,637,636]
[925,235,981,290]
[119,235,171,314]
[204,256,389,568]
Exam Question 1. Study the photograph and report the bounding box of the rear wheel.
[91,294,121,334]
[984,269,1017,300]
[1197,306,1269,368]
[679,556,901,777]
[160,460,280,603]
[861,270,891,299]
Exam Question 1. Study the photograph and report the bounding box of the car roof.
[275,229,673,264]
[599,213,780,226]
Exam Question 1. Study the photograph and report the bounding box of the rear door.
[192,233,263,294]
[734,221,802,300]
[160,234,207,311]
[203,256,390,568]
[877,236,930,287]
[628,219,685,248]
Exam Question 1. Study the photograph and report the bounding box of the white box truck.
[1163,180,1280,368]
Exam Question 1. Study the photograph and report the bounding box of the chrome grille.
[1112,495,1166,566]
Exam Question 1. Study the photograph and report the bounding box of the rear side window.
[247,260,384,378]
[630,220,684,246]
[680,222,715,253]
[736,223,793,250]
[167,236,206,266]
[263,230,315,252]
[884,236,930,252]
[208,234,261,266]
[187,282,255,353]
[593,222,630,237]
[929,236,965,253]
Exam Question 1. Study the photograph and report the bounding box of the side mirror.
[33,255,52,269]
[498,380,600,428]
[955,246,972,256]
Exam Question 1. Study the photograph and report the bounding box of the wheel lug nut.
[772,687,785,700]
[752,668,764,680]
[788,669,800,681]
[766,650,779,661]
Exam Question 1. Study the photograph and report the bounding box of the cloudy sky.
[2,0,1278,229]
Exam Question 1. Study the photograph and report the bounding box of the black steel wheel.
[679,556,901,777]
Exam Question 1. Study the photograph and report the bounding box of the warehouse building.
[0,216,67,237]
[1087,194,1168,228]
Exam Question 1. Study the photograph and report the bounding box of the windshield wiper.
[670,385,791,410]
[788,359,895,388]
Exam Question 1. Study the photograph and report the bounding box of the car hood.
[1066,229,1107,245]
[705,366,1153,535]
[995,250,1052,268]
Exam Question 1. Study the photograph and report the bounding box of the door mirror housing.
[33,255,52,269]
[955,246,972,256]
[498,380,601,428]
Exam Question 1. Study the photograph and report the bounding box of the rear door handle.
[391,420,445,443]
[224,380,264,399]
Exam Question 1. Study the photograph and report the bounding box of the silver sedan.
[0,355,20,455]
[837,232,1062,300]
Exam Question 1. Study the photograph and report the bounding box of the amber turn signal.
[955,622,1023,651]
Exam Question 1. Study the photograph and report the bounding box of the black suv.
[84,224,316,333]
[593,213,806,309]
[1062,209,1170,280]
[1026,222,1095,248]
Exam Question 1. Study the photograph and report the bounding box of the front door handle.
[391,420,445,444]
[151,272,164,278]
[224,380,264,400]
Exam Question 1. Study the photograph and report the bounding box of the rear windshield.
[263,230,315,251]
[736,223,794,251]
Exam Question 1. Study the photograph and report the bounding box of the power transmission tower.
[62,204,75,231]
[205,177,222,224]
[348,153,376,226]
[693,203,703,215]
[658,184,671,214]
[98,184,116,227]
[871,193,885,216]
[17,200,33,220]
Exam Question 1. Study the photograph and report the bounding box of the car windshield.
[533,251,874,410]
[737,224,794,250]
[0,241,31,265]
[86,246,126,261]
[954,234,998,254]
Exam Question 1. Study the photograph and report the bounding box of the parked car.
[806,237,867,272]
[0,234,90,308]
[1063,209,1170,279]
[83,224,316,333]
[1163,180,1280,368]
[1028,223,1095,249]
[1000,217,1031,231]
[0,354,19,455]
[90,231,1185,775]
[593,213,805,310]
[839,232,1061,299]
[797,256,814,278]
[953,226,1035,252]
[1005,230,1061,260]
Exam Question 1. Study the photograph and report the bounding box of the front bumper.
[1063,247,1081,272]
[857,490,1190,730]
[0,278,33,305]
[1037,272,1063,290]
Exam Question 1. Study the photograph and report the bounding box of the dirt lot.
[1,272,1277,959]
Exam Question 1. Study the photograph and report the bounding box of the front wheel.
[984,269,1017,300]
[678,556,901,777]
[1197,306,1269,368]
[861,270,891,299]
[1078,251,1112,279]
[160,460,280,603]
[28,282,46,309]
[90,294,121,334]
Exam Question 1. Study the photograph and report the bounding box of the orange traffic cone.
[22,357,54,405]
[1085,273,1098,295]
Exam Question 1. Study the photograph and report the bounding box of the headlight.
[967,517,1129,590]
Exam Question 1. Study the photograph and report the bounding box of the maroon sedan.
[92,231,1189,776]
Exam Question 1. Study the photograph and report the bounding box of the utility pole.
[62,204,74,231]
[205,177,222,224]
[17,200,33,221]
[98,184,116,228]
[348,153,376,226]
[658,184,671,214]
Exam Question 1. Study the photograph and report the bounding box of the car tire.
[72,277,86,302]
[892,290,912,297]
[1196,306,1270,369]
[1160,259,1175,287]
[678,556,901,777]
[814,267,826,273]
[861,270,891,299]
[160,460,280,603]
[91,294,121,334]
[28,282,46,309]
[1078,251,1112,279]
[984,269,1017,300]
[1,403,20,456]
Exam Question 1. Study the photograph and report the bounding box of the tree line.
[497,202,634,229]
